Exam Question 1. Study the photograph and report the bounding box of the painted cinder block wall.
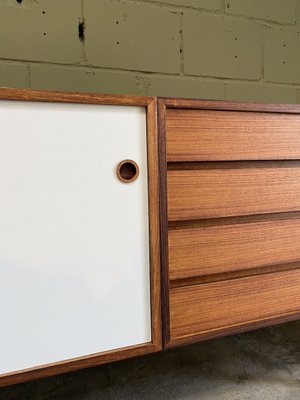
[1,0,300,103]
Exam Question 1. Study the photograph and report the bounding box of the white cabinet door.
[0,101,151,375]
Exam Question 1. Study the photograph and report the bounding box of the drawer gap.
[168,211,300,229]
[167,160,300,171]
[170,260,300,289]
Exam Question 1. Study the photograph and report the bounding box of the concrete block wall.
[0,0,300,103]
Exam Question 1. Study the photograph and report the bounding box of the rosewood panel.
[169,268,300,343]
[168,162,300,221]
[159,97,300,349]
[166,109,300,161]
[169,214,300,279]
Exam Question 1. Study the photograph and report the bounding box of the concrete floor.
[1,320,300,400]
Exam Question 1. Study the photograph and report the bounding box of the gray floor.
[1,320,300,400]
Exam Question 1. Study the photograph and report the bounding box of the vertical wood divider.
[158,99,171,346]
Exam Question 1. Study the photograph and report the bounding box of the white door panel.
[0,101,151,374]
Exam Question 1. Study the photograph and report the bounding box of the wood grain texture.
[166,311,300,349]
[169,216,300,279]
[157,99,171,346]
[166,109,300,161]
[146,98,162,350]
[169,268,300,342]
[0,89,161,387]
[161,97,300,113]
[0,87,153,106]
[168,162,300,221]
[159,97,300,349]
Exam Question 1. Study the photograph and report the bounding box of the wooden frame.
[158,97,300,349]
[0,88,161,387]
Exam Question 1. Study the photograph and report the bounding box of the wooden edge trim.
[165,311,300,349]
[158,97,300,114]
[0,343,160,388]
[0,87,153,106]
[158,99,171,346]
[147,98,162,349]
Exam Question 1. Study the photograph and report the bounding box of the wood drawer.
[159,98,300,348]
[166,108,300,161]
[169,214,300,280]
[167,162,300,221]
[169,269,300,345]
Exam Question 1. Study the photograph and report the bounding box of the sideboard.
[1,88,300,386]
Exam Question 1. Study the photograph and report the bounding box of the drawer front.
[166,108,300,161]
[169,215,300,280]
[161,99,300,348]
[169,269,300,343]
[168,163,300,221]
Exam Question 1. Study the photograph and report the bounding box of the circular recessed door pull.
[116,159,139,183]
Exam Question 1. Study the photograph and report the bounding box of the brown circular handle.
[116,159,140,183]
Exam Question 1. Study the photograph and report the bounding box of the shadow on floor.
[1,320,300,400]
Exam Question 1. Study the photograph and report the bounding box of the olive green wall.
[0,0,300,103]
